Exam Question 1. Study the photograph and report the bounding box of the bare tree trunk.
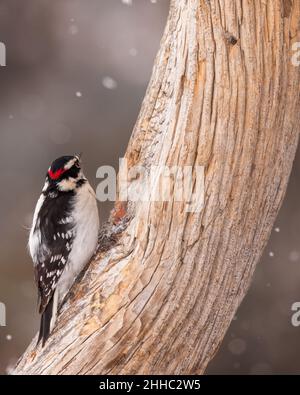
[13,0,300,375]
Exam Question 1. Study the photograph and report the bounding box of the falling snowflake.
[122,0,132,5]
[6,334,12,341]
[274,227,280,233]
[269,251,274,257]
[289,251,300,262]
[102,77,118,90]
[129,48,138,57]
[69,24,79,35]
[150,0,157,3]
[8,114,13,119]
[228,338,247,356]
[76,91,82,98]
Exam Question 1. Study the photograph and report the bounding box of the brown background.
[0,0,299,375]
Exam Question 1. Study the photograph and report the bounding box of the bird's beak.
[75,152,83,162]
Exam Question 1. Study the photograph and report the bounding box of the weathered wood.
[13,0,300,375]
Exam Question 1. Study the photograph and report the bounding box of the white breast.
[28,193,45,264]
[57,182,100,303]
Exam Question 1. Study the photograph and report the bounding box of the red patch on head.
[48,168,66,180]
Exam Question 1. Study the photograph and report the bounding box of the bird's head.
[46,154,85,192]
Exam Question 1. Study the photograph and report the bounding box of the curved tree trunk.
[13,0,300,375]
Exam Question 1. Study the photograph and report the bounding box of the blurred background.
[0,0,299,375]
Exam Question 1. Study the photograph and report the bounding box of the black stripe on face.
[60,165,80,181]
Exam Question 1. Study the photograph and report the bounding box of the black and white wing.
[31,191,76,314]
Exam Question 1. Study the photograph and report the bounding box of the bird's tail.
[37,291,58,347]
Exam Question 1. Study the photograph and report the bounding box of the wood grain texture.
[13,0,300,375]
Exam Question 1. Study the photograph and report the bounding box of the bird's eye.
[75,161,80,168]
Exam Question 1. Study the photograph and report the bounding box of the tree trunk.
[13,0,300,375]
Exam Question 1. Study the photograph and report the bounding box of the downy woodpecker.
[29,155,99,346]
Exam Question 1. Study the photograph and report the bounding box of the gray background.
[0,0,299,375]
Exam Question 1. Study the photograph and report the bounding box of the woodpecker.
[29,154,99,346]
